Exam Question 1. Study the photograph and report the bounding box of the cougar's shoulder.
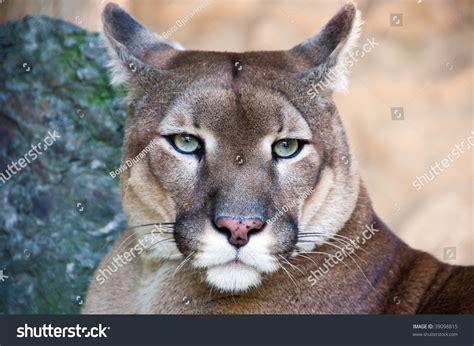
[374,217,474,314]
[417,263,474,314]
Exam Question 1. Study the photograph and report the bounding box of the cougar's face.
[104,3,361,291]
[148,78,321,291]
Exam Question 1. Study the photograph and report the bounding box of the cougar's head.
[103,2,361,292]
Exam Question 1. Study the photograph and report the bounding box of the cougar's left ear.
[102,2,183,87]
[289,2,362,93]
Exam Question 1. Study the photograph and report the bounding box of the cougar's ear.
[102,3,183,87]
[289,2,362,93]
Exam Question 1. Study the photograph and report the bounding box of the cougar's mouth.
[217,258,256,270]
[205,259,262,292]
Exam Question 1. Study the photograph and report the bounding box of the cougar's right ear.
[102,2,183,87]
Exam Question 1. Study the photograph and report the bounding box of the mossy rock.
[0,16,127,313]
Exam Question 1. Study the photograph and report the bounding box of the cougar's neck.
[327,180,431,313]
[339,180,374,236]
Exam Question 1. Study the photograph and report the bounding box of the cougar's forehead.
[158,85,313,149]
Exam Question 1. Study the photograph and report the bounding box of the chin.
[206,261,263,292]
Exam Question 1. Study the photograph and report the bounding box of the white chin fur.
[206,263,262,292]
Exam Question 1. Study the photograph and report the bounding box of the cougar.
[83,2,474,314]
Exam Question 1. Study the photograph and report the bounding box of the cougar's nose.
[214,217,264,248]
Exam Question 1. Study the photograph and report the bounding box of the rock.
[0,16,127,313]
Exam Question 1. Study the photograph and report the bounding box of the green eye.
[170,134,202,154]
[273,139,301,159]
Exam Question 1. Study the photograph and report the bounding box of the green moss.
[48,32,87,79]
[50,51,81,79]
[65,32,87,43]
[86,75,114,105]
[86,77,126,106]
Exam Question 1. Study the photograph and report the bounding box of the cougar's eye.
[169,134,202,154]
[272,138,302,159]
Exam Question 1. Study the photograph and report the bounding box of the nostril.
[215,224,231,236]
[214,217,264,248]
[248,219,264,232]
[214,218,231,235]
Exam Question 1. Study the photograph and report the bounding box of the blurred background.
[0,0,472,312]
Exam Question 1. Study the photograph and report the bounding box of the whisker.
[298,231,371,256]
[298,250,353,271]
[101,238,176,268]
[322,241,375,290]
[112,232,171,259]
[175,251,195,274]
[298,233,326,237]
[324,241,368,265]
[329,237,371,257]
[112,223,175,258]
[279,255,305,276]
[127,223,175,232]
[277,260,299,290]
[298,250,335,258]
[300,227,366,240]
[332,234,371,256]
[117,223,174,246]
[298,231,325,235]
[295,240,321,244]
[294,253,318,265]
[143,238,176,253]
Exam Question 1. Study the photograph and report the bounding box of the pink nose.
[215,217,264,248]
